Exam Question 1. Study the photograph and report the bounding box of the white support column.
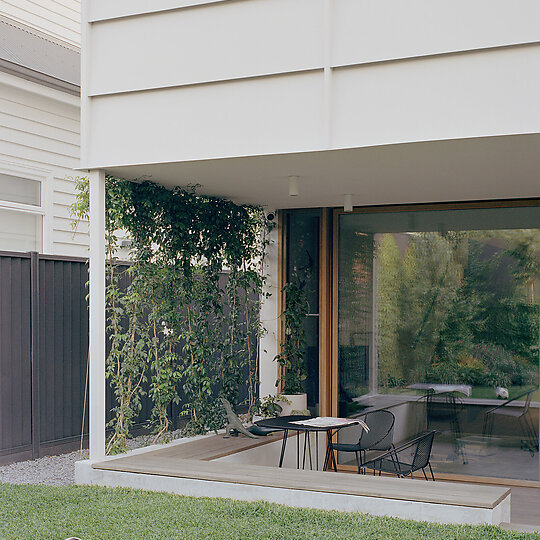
[259,223,280,398]
[89,169,106,460]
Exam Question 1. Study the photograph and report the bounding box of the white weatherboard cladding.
[332,0,540,67]
[88,71,324,167]
[331,46,540,149]
[0,0,80,46]
[88,0,324,96]
[0,73,86,257]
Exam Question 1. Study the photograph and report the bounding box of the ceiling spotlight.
[288,176,299,197]
[344,194,353,213]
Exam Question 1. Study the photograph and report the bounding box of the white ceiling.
[103,134,540,210]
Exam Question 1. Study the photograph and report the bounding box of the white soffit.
[102,134,540,210]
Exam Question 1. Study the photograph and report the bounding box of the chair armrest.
[485,387,536,414]
[364,431,436,465]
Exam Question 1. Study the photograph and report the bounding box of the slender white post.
[259,223,279,398]
[89,169,106,460]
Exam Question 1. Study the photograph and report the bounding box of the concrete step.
[500,522,540,533]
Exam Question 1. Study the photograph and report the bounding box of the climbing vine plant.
[71,176,273,452]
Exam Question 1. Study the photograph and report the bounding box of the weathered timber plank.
[138,433,286,461]
[93,452,509,509]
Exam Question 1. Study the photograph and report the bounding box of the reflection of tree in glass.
[377,229,540,392]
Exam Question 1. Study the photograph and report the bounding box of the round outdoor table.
[255,416,359,471]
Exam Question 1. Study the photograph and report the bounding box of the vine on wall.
[72,176,273,452]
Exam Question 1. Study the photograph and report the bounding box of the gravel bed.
[0,450,89,487]
[0,430,185,487]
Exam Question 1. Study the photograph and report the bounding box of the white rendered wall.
[82,0,540,169]
[0,0,80,47]
[259,223,279,399]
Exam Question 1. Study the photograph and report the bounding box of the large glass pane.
[337,223,373,417]
[286,210,320,413]
[0,208,42,252]
[0,173,41,206]
[336,206,540,482]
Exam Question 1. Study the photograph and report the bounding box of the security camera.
[267,212,275,221]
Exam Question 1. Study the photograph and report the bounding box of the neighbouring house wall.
[0,0,80,46]
[0,72,88,257]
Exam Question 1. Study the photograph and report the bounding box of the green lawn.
[0,483,537,540]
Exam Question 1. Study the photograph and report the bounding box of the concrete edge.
[74,462,511,526]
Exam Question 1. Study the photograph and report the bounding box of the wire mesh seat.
[363,430,437,480]
[332,409,395,473]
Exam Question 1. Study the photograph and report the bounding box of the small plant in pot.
[252,394,291,422]
[274,269,310,416]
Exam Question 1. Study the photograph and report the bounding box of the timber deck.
[131,432,287,462]
[92,434,509,510]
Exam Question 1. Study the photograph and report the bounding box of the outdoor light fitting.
[344,194,353,212]
[288,175,299,196]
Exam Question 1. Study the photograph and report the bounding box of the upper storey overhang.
[81,0,540,208]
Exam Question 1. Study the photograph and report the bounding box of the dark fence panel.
[0,251,257,464]
[0,253,32,462]
[38,257,89,452]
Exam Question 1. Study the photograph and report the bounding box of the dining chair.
[483,387,538,455]
[363,430,437,480]
[332,409,395,473]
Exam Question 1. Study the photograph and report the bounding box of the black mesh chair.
[421,391,467,464]
[363,430,437,480]
[332,409,395,474]
[483,387,538,455]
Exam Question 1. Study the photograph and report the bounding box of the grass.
[0,483,538,540]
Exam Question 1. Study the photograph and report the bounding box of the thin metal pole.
[316,431,319,470]
[307,431,312,469]
[278,430,288,467]
[302,431,307,469]
[296,430,300,469]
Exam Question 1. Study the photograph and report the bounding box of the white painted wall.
[0,0,81,46]
[0,72,89,257]
[259,224,279,399]
[82,0,540,170]
[87,71,325,167]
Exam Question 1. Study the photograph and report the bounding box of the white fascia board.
[0,70,80,107]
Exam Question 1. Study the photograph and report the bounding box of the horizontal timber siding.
[0,0,80,46]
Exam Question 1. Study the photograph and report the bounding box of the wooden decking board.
[93,452,510,509]
[141,432,286,462]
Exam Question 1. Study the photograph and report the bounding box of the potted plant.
[252,394,291,422]
[274,269,310,415]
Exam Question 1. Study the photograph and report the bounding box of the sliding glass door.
[334,203,540,482]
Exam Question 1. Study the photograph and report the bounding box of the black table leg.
[316,431,319,471]
[323,431,332,471]
[324,430,338,471]
[330,433,338,471]
[302,431,307,469]
[296,430,300,469]
[278,429,288,468]
[307,430,312,469]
